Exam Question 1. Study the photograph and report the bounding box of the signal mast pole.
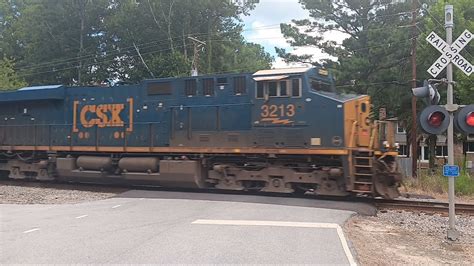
[411,0,418,178]
[444,5,458,241]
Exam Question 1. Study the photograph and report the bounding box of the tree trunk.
[183,28,187,60]
[165,1,175,53]
[207,17,213,73]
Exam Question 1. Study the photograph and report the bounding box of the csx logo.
[73,98,134,132]
[80,104,125,127]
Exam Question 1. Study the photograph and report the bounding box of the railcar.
[0,67,401,198]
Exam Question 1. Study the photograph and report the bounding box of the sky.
[241,0,347,68]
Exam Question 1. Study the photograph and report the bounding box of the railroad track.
[375,199,474,216]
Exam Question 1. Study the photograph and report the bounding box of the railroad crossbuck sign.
[426,29,473,77]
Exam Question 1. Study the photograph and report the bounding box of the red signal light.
[428,111,445,127]
[467,112,474,127]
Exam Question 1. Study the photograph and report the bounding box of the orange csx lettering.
[80,103,125,128]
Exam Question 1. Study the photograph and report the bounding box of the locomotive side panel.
[0,87,66,147]
[0,67,401,198]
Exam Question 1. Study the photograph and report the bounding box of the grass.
[404,169,474,197]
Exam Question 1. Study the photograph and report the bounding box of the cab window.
[291,79,300,97]
[256,79,300,98]
[268,82,277,97]
[256,82,264,98]
[279,81,288,96]
[310,78,332,92]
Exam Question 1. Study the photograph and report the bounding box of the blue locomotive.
[0,67,401,198]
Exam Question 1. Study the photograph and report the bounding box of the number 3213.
[260,104,296,118]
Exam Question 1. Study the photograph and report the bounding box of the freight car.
[0,67,401,198]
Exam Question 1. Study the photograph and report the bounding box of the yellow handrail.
[369,121,378,149]
[349,121,358,148]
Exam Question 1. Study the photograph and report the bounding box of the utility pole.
[188,36,206,76]
[410,0,418,178]
[444,5,459,241]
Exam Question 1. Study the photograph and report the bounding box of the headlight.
[365,117,371,126]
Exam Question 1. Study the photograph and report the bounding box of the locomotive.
[0,67,401,198]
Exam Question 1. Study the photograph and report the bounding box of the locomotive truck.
[0,67,401,198]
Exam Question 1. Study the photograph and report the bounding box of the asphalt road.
[0,190,364,264]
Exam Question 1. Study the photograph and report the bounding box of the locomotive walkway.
[0,190,366,264]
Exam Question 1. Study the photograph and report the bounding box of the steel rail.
[375,199,474,216]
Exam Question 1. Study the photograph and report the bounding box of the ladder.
[352,150,374,194]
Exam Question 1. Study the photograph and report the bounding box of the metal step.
[354,151,373,156]
[355,164,372,168]
[355,173,373,176]
[354,181,373,185]
[352,189,373,193]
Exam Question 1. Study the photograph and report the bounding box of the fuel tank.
[118,157,159,173]
[76,156,113,171]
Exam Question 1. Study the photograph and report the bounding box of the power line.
[16,44,192,78]
[13,13,420,73]
[15,34,419,78]
[14,24,283,72]
[10,7,442,77]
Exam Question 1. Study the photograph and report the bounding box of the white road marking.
[192,219,357,266]
[75,215,88,219]
[23,228,39,234]
[112,205,121,209]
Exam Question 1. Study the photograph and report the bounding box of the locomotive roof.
[18,85,64,91]
[253,67,311,76]
[0,85,65,102]
[314,90,368,102]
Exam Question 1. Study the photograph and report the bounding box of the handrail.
[349,120,358,148]
[369,121,378,150]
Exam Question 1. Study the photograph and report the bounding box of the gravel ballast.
[0,180,127,204]
[346,210,474,265]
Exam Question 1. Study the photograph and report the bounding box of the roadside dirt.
[345,212,474,265]
[0,180,127,204]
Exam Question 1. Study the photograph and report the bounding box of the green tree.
[1,0,271,85]
[1,0,111,85]
[277,0,419,121]
[0,58,26,90]
[103,0,270,81]
[277,0,437,162]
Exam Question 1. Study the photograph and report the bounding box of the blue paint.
[443,165,460,177]
[0,68,368,150]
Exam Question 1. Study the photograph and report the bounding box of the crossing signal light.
[466,112,474,127]
[454,104,474,135]
[428,111,445,127]
[419,105,450,134]
[412,80,440,105]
